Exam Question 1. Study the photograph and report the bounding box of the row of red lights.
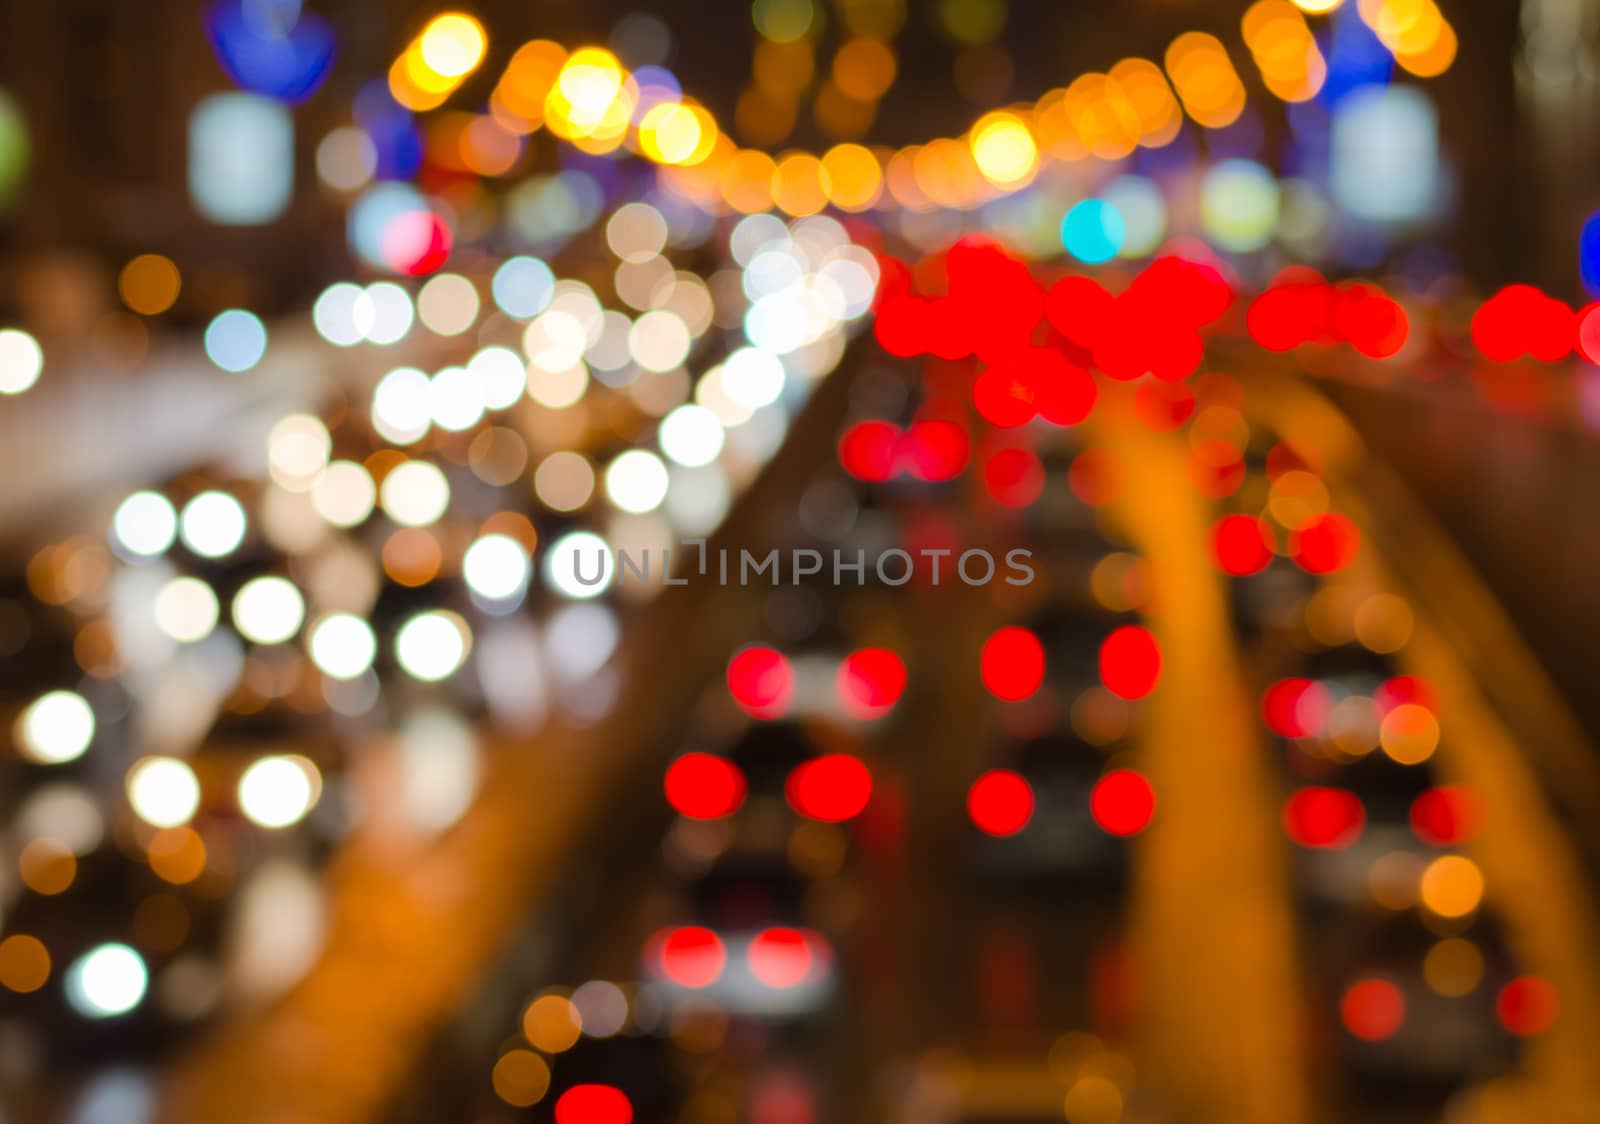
[1247,271,1409,358]
[1281,784,1478,850]
[649,925,827,991]
[849,249,1373,583]
[881,244,1600,372]
[725,645,908,720]
[967,767,1156,839]
[857,239,1569,1064]
[1341,974,1558,1043]
[856,250,1600,542]
[664,750,873,824]
[979,624,1162,703]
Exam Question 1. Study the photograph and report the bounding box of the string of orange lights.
[385,2,1457,220]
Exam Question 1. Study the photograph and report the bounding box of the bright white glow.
[659,404,725,467]
[67,943,147,1018]
[312,282,367,347]
[180,491,247,558]
[544,530,613,599]
[818,249,879,318]
[428,365,485,431]
[372,366,432,444]
[308,613,376,679]
[379,460,450,527]
[238,755,320,828]
[310,461,376,528]
[720,347,785,409]
[417,273,479,336]
[204,309,269,373]
[112,491,178,558]
[462,534,530,600]
[628,310,691,372]
[231,576,305,645]
[744,249,804,301]
[1331,85,1440,225]
[126,756,201,828]
[524,309,589,372]
[419,14,485,77]
[16,690,95,764]
[395,611,470,682]
[526,360,588,409]
[154,577,220,643]
[360,282,414,345]
[696,366,755,427]
[0,328,43,394]
[267,414,331,493]
[189,93,292,226]
[468,346,526,410]
[492,255,555,318]
[731,213,789,266]
[604,450,669,513]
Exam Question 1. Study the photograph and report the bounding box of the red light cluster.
[1290,512,1360,574]
[980,626,1046,701]
[727,646,795,718]
[1090,769,1156,836]
[654,925,727,987]
[664,753,747,820]
[786,754,873,822]
[1472,285,1574,362]
[838,417,972,483]
[1497,975,1560,1037]
[1374,674,1439,715]
[838,420,900,482]
[1409,785,1481,846]
[1210,514,1276,576]
[383,211,453,276]
[972,347,1097,429]
[903,417,970,481]
[1248,274,1408,358]
[747,927,820,989]
[1341,977,1405,1041]
[653,926,827,991]
[967,769,1035,837]
[983,446,1045,507]
[1283,786,1366,848]
[874,239,1045,362]
[555,1085,634,1124]
[1262,677,1332,738]
[1578,303,1600,362]
[836,648,908,718]
[1045,257,1232,382]
[1099,625,1161,700]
